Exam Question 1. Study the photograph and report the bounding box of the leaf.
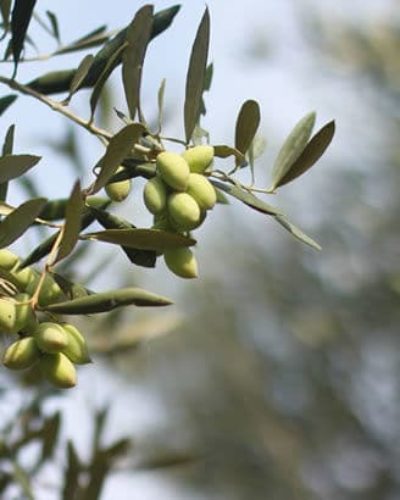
[122,5,154,120]
[82,228,196,251]
[40,412,61,463]
[12,462,34,500]
[43,287,172,314]
[54,181,84,264]
[20,198,111,268]
[0,95,17,116]
[210,180,281,216]
[62,441,81,500]
[52,273,93,300]
[275,121,336,188]
[55,26,108,56]
[0,198,46,248]
[90,123,145,194]
[213,145,246,163]
[234,100,261,167]
[0,0,11,34]
[90,43,127,120]
[274,215,321,251]
[157,78,166,132]
[90,207,157,268]
[0,154,41,183]
[184,8,210,143]
[200,62,213,115]
[68,54,94,98]
[2,124,15,156]
[10,0,37,73]
[45,11,60,43]
[270,112,316,192]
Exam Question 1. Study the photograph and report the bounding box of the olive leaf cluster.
[0,2,335,389]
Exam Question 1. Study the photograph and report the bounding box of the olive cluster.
[0,250,90,389]
[143,145,216,279]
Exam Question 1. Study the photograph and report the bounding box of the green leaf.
[45,10,60,43]
[10,0,37,73]
[275,120,336,188]
[68,54,94,98]
[2,124,15,156]
[62,441,81,500]
[0,154,41,183]
[90,207,157,268]
[82,228,196,251]
[20,198,111,268]
[40,412,61,463]
[52,272,93,300]
[122,5,154,121]
[213,145,246,163]
[234,100,261,167]
[0,197,46,248]
[43,287,172,314]
[90,43,127,120]
[90,123,145,194]
[184,8,210,143]
[55,26,108,56]
[0,0,11,34]
[270,112,316,192]
[0,95,17,116]
[12,462,34,500]
[54,181,84,264]
[210,180,281,216]
[274,215,321,251]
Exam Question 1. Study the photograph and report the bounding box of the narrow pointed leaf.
[54,181,84,264]
[275,215,321,251]
[270,112,316,192]
[0,197,46,248]
[0,154,41,183]
[234,100,261,167]
[10,0,37,72]
[90,207,157,268]
[20,198,111,268]
[122,5,154,120]
[90,43,127,119]
[82,228,196,251]
[55,26,108,56]
[40,412,61,462]
[184,8,210,143]
[157,78,166,132]
[276,121,336,188]
[43,287,172,314]
[52,273,93,300]
[0,95,17,116]
[0,0,11,34]
[211,180,281,216]
[68,54,94,98]
[90,123,145,194]
[0,124,15,201]
[45,11,60,43]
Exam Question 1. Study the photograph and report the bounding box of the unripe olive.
[0,298,17,333]
[186,173,217,211]
[3,337,40,370]
[143,177,168,214]
[12,267,37,291]
[26,273,64,307]
[168,192,201,231]
[34,322,69,354]
[182,145,214,173]
[0,250,20,271]
[40,353,77,389]
[14,293,38,333]
[105,167,132,202]
[61,323,91,365]
[156,151,190,191]
[164,248,198,279]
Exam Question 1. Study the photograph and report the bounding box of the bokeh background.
[1,0,400,499]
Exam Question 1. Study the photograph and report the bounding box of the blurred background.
[1,0,400,498]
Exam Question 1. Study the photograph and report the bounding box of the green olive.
[143,176,168,214]
[3,337,40,370]
[61,323,91,365]
[186,173,217,210]
[40,353,77,389]
[182,145,214,173]
[167,192,201,231]
[164,248,198,279]
[156,151,190,191]
[34,322,69,354]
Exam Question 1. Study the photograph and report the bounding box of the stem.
[0,76,112,141]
